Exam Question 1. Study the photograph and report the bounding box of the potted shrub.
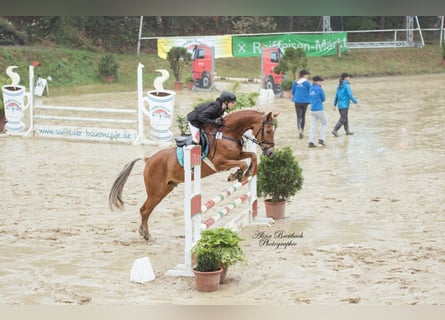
[191,248,223,292]
[192,227,246,283]
[185,75,194,90]
[279,79,293,98]
[167,46,192,90]
[257,146,304,219]
[274,47,308,81]
[176,114,191,136]
[98,54,119,83]
[274,47,308,98]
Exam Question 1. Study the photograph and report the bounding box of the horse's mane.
[225,108,264,118]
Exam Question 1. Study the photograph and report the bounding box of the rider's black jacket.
[187,100,224,128]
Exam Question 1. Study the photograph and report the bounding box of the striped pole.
[166,130,266,277]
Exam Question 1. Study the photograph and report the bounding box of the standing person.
[308,76,328,148]
[332,72,360,137]
[291,69,311,139]
[187,91,237,144]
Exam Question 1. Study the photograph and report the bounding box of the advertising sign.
[232,32,348,57]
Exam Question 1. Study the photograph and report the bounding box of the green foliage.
[280,79,293,91]
[194,249,220,272]
[0,18,27,45]
[192,228,246,268]
[2,16,443,55]
[257,147,304,202]
[0,44,443,97]
[176,115,190,136]
[442,43,445,60]
[167,47,192,82]
[98,54,119,77]
[274,47,308,80]
[230,92,259,112]
[192,91,258,114]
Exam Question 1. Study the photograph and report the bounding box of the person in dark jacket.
[187,91,237,144]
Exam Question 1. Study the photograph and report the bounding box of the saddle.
[175,130,210,167]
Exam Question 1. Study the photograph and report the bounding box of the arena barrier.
[165,134,274,277]
[24,64,153,144]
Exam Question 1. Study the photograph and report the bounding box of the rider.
[187,91,237,145]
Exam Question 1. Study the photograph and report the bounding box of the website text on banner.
[232,32,348,57]
[157,35,232,59]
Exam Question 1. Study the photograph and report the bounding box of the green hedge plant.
[257,146,304,202]
[98,54,119,78]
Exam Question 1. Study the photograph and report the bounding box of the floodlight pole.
[440,16,444,48]
[137,16,144,57]
[323,16,332,33]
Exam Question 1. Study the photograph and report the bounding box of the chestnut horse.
[109,109,278,240]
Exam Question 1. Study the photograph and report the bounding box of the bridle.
[207,113,276,157]
[243,114,275,154]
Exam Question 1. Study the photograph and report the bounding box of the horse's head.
[255,111,278,157]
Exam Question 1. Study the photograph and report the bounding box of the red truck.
[191,44,215,89]
[261,47,284,93]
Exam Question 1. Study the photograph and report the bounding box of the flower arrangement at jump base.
[191,227,246,292]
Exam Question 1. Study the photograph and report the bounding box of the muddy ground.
[0,74,444,305]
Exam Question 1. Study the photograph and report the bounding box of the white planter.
[2,85,30,133]
[144,90,176,141]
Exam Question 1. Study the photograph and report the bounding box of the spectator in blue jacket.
[332,72,360,137]
[291,69,311,139]
[308,76,328,148]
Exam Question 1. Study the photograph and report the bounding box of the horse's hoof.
[139,226,150,241]
[228,169,243,182]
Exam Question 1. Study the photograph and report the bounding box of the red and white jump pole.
[165,131,273,277]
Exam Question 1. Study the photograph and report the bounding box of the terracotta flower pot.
[264,199,286,220]
[101,74,116,83]
[193,268,223,292]
[219,265,228,284]
[282,90,291,99]
[174,81,183,90]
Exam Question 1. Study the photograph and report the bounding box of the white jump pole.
[165,145,201,277]
[133,62,149,145]
[24,65,35,137]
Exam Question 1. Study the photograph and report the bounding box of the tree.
[166,46,192,82]
[273,47,308,80]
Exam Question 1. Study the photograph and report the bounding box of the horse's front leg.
[238,151,258,179]
[222,151,257,182]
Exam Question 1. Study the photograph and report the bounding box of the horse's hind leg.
[139,183,176,241]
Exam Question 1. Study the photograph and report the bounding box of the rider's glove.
[215,117,224,126]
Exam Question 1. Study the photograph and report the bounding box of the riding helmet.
[219,91,237,103]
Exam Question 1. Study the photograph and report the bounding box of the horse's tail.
[109,157,143,211]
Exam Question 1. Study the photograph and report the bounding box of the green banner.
[232,32,348,57]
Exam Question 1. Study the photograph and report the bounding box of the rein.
[213,113,275,154]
